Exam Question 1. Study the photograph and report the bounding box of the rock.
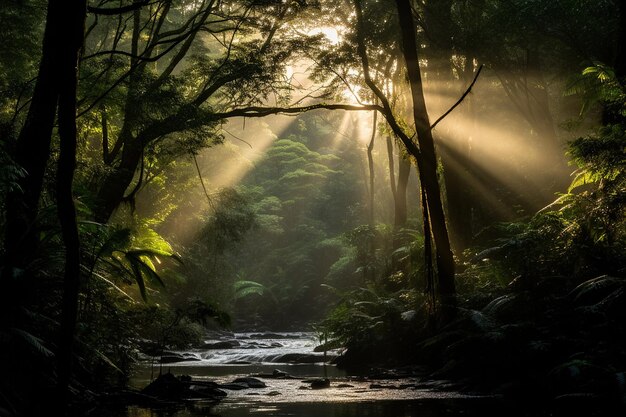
[232,377,267,388]
[202,340,240,349]
[273,353,327,364]
[141,372,220,401]
[369,383,387,389]
[249,333,300,339]
[336,383,354,388]
[266,391,282,396]
[159,354,200,364]
[310,378,331,389]
[191,385,227,397]
[253,370,296,379]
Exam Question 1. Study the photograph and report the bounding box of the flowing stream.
[96,332,519,417]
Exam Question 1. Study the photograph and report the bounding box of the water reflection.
[96,399,518,417]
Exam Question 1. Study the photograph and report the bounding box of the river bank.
[86,331,510,417]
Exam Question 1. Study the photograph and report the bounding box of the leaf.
[97,228,133,261]
[233,280,266,299]
[569,275,624,305]
[128,260,148,301]
[568,170,596,193]
[10,328,54,358]
[93,349,124,374]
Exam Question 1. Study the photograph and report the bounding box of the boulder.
[232,377,267,388]
[159,354,200,364]
[310,378,331,389]
[202,340,240,349]
[141,373,222,401]
[273,353,327,363]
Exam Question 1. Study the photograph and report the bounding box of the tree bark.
[616,2,626,85]
[394,155,410,228]
[367,110,377,225]
[394,0,456,314]
[55,0,86,412]
[386,136,397,201]
[2,0,63,273]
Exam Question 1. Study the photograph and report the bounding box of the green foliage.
[465,65,626,283]
[565,63,624,117]
[233,280,266,300]
[200,187,257,254]
[82,223,180,301]
[317,284,423,365]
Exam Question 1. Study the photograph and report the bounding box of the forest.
[0,0,625,416]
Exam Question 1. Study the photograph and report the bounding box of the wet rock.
[249,333,300,339]
[253,369,296,379]
[190,385,227,397]
[202,340,240,349]
[232,377,267,388]
[310,378,331,389]
[159,354,200,364]
[273,353,327,363]
[141,373,222,401]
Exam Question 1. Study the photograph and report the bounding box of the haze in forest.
[1,1,624,415]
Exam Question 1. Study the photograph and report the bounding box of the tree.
[78,0,331,223]
[392,0,456,314]
[1,0,86,413]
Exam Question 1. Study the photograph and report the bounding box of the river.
[92,332,521,417]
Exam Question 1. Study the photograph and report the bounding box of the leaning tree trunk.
[394,0,456,317]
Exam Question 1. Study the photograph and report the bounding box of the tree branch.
[210,103,383,119]
[430,64,483,130]
[87,0,154,15]
[353,0,421,159]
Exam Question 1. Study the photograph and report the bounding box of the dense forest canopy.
[1,0,625,415]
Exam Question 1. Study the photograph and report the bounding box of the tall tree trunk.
[3,0,63,273]
[56,0,86,411]
[394,0,456,315]
[386,136,397,201]
[394,155,410,228]
[367,110,377,225]
[616,2,626,85]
